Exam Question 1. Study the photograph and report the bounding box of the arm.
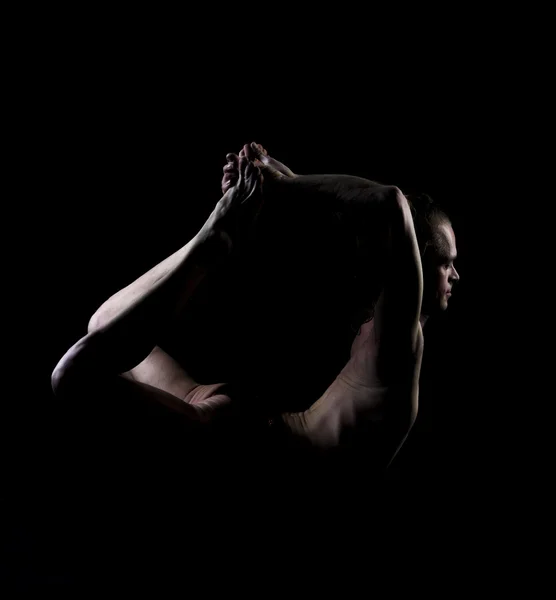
[278,187,423,463]
[87,238,211,399]
[228,143,387,193]
[52,155,262,407]
[52,231,223,393]
[87,238,200,333]
[372,187,423,373]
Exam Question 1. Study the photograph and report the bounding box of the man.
[51,143,459,471]
[244,145,459,467]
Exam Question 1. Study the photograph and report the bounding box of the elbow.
[51,359,71,398]
[50,335,94,398]
[388,186,412,223]
[50,363,62,396]
[51,349,81,398]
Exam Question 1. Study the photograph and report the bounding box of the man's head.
[406,193,460,316]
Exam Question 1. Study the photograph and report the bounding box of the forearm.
[89,238,199,332]
[267,174,393,228]
[57,232,227,378]
[270,173,385,194]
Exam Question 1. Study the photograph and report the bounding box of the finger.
[223,163,236,174]
[221,177,238,194]
[239,155,248,181]
[226,154,239,173]
[241,171,263,207]
[258,161,283,181]
[250,144,272,168]
[253,164,262,187]
[221,175,230,192]
[245,160,255,178]
[250,142,266,159]
[251,142,267,157]
[242,143,256,161]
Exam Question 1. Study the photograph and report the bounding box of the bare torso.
[75,165,424,465]
[159,174,424,454]
[280,316,423,456]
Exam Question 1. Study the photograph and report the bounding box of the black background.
[3,32,506,586]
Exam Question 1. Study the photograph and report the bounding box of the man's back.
[161,189,356,413]
[161,174,416,424]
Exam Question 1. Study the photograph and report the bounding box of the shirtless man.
[51,143,459,471]
[243,144,460,467]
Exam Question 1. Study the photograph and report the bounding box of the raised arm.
[51,155,262,421]
[277,185,423,467]
[371,187,423,375]
[86,236,214,400]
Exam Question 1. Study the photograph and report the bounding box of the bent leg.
[53,364,240,477]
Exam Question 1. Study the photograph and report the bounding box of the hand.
[221,142,295,195]
[202,152,264,255]
[248,142,297,179]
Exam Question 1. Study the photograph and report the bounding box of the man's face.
[421,221,460,314]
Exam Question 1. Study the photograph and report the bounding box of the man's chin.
[422,299,448,315]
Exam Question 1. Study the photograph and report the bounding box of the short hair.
[405,193,451,258]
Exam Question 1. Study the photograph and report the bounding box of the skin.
[245,143,459,460]
[420,220,460,325]
[52,143,450,470]
[53,154,264,422]
[242,143,460,322]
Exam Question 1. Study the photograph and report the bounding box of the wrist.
[190,227,233,268]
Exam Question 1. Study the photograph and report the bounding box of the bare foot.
[246,142,297,179]
[221,142,296,194]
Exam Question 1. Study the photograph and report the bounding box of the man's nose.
[450,266,460,282]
